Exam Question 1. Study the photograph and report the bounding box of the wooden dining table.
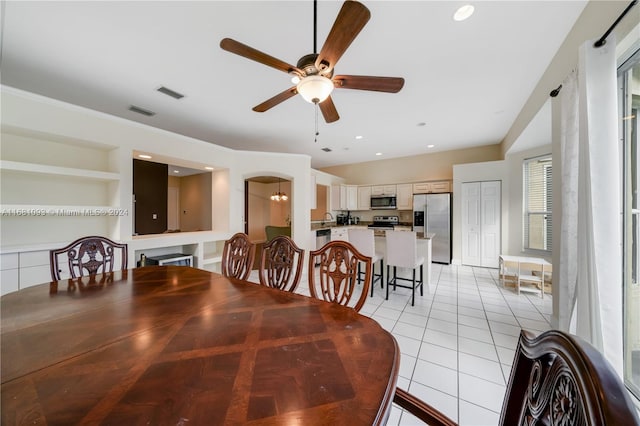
[1,266,400,425]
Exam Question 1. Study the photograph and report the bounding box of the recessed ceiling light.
[453,4,474,21]
[138,154,152,159]
[205,166,214,170]
[427,144,435,148]
[355,135,363,140]
[375,152,382,156]
[173,170,180,174]
[417,122,427,127]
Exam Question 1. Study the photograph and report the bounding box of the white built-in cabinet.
[371,185,397,196]
[357,186,371,210]
[331,227,349,241]
[461,181,501,268]
[413,181,451,194]
[396,183,413,210]
[331,185,358,211]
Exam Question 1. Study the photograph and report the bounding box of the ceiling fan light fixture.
[296,75,334,104]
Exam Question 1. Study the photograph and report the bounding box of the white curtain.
[576,37,623,374]
[556,70,579,332]
[556,37,622,375]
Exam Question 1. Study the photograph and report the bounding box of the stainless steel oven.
[370,195,397,210]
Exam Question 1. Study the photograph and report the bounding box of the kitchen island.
[310,225,434,288]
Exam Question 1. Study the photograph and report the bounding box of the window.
[620,47,640,400]
[523,154,552,252]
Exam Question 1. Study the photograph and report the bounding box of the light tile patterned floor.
[250,263,553,426]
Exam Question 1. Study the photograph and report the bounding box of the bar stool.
[348,228,384,296]
[385,230,424,306]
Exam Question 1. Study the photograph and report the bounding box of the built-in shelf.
[202,256,222,265]
[0,160,120,181]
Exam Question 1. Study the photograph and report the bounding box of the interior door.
[480,181,501,268]
[461,182,481,266]
[462,181,501,267]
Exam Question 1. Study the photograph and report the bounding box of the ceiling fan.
[220,0,404,123]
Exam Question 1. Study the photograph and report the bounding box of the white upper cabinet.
[357,186,371,210]
[371,184,396,196]
[396,183,413,210]
[332,184,358,211]
[413,181,451,194]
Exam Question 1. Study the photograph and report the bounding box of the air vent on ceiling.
[321,147,332,152]
[128,105,156,116]
[157,86,185,99]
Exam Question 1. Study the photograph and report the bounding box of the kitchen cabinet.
[413,181,451,194]
[396,183,413,210]
[331,227,349,242]
[371,185,396,196]
[331,184,358,211]
[357,186,371,210]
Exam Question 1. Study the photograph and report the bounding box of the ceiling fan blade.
[315,1,370,74]
[220,38,303,75]
[253,87,298,112]
[333,75,405,93]
[319,96,340,123]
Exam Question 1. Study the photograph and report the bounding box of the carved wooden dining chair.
[308,240,372,312]
[49,235,128,280]
[221,232,256,280]
[392,329,640,425]
[258,235,304,292]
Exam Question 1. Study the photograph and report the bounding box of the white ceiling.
[0,1,587,169]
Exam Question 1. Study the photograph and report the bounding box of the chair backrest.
[308,240,371,312]
[392,329,640,426]
[500,329,639,425]
[265,225,291,242]
[50,236,128,280]
[347,228,375,258]
[385,230,418,268]
[258,235,304,292]
[221,233,256,280]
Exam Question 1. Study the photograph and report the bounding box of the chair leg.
[380,259,384,289]
[357,262,362,285]
[411,269,416,306]
[393,266,397,291]
[420,264,424,296]
[370,261,375,297]
[386,264,390,300]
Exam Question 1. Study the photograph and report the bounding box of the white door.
[480,181,501,268]
[462,182,481,266]
[461,181,501,267]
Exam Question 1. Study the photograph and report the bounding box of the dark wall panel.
[133,159,168,235]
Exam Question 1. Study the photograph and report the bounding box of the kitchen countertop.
[311,223,432,239]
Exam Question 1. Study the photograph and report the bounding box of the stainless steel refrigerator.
[413,193,452,264]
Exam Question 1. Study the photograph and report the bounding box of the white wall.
[0,87,316,255]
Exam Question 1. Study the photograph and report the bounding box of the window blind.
[523,154,552,252]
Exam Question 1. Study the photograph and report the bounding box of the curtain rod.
[594,0,637,48]
[550,0,638,97]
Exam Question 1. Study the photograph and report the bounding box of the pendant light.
[270,178,288,202]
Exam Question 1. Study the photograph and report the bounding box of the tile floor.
[249,263,553,426]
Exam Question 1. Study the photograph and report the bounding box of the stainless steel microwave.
[370,195,397,209]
